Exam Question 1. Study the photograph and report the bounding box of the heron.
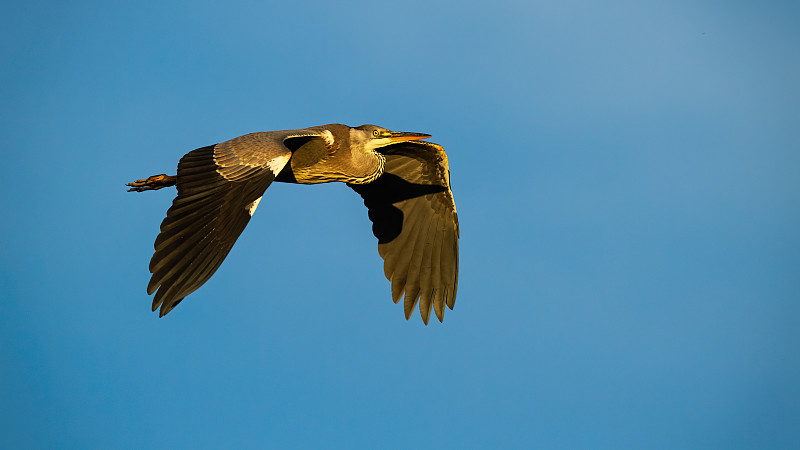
[128,124,459,324]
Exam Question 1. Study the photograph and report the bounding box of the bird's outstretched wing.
[350,141,459,324]
[148,130,326,316]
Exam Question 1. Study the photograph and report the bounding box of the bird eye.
[373,130,380,137]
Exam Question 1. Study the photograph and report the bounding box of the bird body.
[128,124,459,324]
[275,124,384,184]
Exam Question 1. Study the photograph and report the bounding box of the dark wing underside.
[350,141,459,324]
[148,131,322,316]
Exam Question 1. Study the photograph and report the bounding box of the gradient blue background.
[2,1,798,448]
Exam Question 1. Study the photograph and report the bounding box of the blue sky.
[2,0,798,448]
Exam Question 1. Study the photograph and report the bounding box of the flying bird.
[128,124,459,324]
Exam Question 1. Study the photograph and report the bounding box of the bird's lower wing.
[350,141,459,324]
[148,131,322,316]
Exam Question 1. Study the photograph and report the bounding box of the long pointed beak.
[388,131,432,142]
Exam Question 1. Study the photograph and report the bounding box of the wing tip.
[157,297,184,317]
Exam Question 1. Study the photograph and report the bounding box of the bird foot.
[127,174,177,192]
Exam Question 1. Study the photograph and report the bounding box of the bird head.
[353,124,431,152]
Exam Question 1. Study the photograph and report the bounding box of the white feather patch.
[321,130,334,146]
[266,154,290,175]
[246,196,262,216]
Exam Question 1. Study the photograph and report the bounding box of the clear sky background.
[2,0,798,448]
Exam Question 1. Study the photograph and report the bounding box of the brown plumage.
[128,124,459,324]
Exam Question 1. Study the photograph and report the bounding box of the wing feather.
[148,130,327,316]
[350,141,459,323]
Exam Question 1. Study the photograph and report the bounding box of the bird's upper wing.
[350,141,459,324]
[148,130,327,316]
